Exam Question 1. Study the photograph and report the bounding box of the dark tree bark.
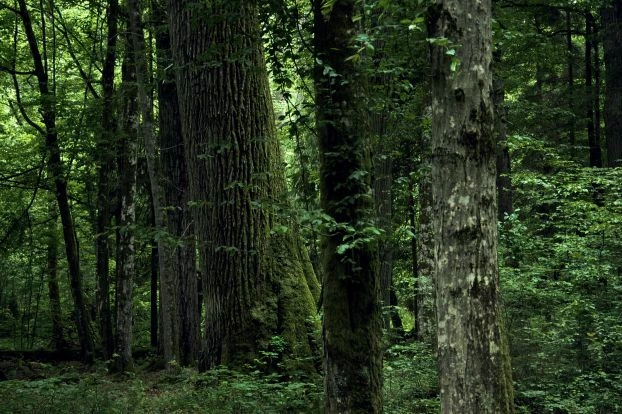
[95,0,118,360]
[585,11,602,168]
[600,0,622,167]
[169,0,319,372]
[153,0,198,366]
[46,201,67,351]
[17,0,94,363]
[113,36,139,373]
[428,1,514,412]
[313,0,383,412]
[127,0,179,367]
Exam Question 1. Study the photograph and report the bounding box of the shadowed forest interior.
[0,0,621,413]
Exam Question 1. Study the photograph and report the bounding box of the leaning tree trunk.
[313,0,383,412]
[17,0,93,363]
[600,0,622,167]
[153,0,199,367]
[113,36,139,373]
[428,1,514,412]
[168,0,319,372]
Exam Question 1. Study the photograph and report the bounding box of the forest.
[0,0,620,412]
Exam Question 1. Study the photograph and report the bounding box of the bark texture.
[313,1,383,412]
[113,39,138,373]
[46,202,67,351]
[153,0,199,366]
[600,0,622,167]
[428,1,514,412]
[169,0,319,371]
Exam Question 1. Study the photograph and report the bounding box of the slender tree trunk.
[594,22,602,157]
[169,0,320,372]
[127,0,179,367]
[408,176,420,340]
[96,0,118,360]
[585,11,602,168]
[46,201,67,351]
[17,0,93,363]
[600,0,622,167]
[153,0,198,366]
[428,1,514,412]
[313,0,383,411]
[567,11,576,149]
[113,35,139,374]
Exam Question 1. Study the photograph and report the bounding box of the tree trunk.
[17,0,94,363]
[600,0,622,167]
[566,11,576,149]
[313,1,383,412]
[585,11,602,168]
[428,0,514,412]
[113,35,139,374]
[153,0,198,366]
[46,201,67,351]
[96,0,118,360]
[168,0,320,372]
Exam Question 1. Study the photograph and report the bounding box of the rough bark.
[313,0,383,412]
[96,0,118,360]
[113,38,139,373]
[153,0,198,366]
[17,0,94,363]
[428,1,514,412]
[168,0,319,372]
[600,0,622,167]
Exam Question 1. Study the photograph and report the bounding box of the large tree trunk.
[169,0,319,372]
[313,0,383,412]
[95,0,118,360]
[428,1,514,412]
[17,0,93,363]
[153,0,198,367]
[600,0,622,167]
[113,37,139,373]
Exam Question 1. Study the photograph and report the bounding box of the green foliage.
[384,341,439,413]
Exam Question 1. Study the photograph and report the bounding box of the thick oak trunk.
[169,0,319,372]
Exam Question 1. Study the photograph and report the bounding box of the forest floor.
[0,341,439,413]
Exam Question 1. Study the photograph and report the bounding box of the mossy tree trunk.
[168,0,319,372]
[313,0,383,412]
[46,201,67,351]
[428,0,514,412]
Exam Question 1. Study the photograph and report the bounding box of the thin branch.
[0,65,36,75]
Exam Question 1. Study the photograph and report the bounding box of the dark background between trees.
[0,0,621,413]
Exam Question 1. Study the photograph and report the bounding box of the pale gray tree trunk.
[428,1,514,412]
